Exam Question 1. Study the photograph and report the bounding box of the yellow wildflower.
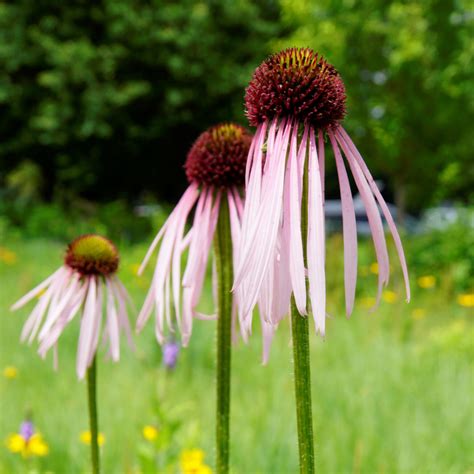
[80,431,105,446]
[0,247,17,265]
[180,449,212,474]
[5,433,49,458]
[142,425,158,442]
[369,262,378,275]
[457,293,474,308]
[417,275,436,289]
[3,366,18,379]
[382,290,398,304]
[411,308,426,320]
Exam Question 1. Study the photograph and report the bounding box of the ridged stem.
[214,196,233,474]
[291,154,315,473]
[87,356,100,474]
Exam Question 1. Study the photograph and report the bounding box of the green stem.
[214,196,233,474]
[87,356,100,474]
[291,154,315,473]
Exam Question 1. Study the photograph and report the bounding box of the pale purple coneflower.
[11,234,134,380]
[137,123,275,361]
[235,47,410,338]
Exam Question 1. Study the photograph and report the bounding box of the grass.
[0,233,473,473]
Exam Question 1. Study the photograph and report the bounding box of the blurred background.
[0,0,473,473]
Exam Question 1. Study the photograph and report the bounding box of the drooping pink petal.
[329,130,358,316]
[307,128,326,335]
[20,279,56,344]
[105,278,120,361]
[288,124,307,315]
[182,188,211,287]
[110,277,134,350]
[138,183,199,275]
[235,118,292,319]
[38,273,81,341]
[38,280,88,357]
[335,131,389,306]
[86,279,104,369]
[77,276,97,379]
[245,122,266,185]
[10,267,62,311]
[238,119,271,267]
[337,126,410,301]
[318,130,326,197]
[137,184,200,340]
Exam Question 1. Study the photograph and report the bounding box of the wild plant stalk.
[214,197,233,474]
[87,356,100,474]
[291,157,315,473]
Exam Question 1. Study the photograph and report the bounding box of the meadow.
[1,231,473,473]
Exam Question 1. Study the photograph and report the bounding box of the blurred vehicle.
[325,181,419,235]
[419,204,474,231]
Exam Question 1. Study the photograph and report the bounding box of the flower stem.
[291,154,315,473]
[214,196,233,474]
[87,355,100,474]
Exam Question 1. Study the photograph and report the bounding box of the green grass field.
[1,234,472,473]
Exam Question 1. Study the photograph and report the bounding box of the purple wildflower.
[162,341,180,369]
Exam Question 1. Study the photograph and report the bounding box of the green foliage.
[277,0,474,212]
[1,200,160,244]
[0,0,283,202]
[1,235,472,472]
[408,215,474,291]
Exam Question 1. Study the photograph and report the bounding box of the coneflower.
[137,123,273,473]
[234,47,410,472]
[11,234,134,474]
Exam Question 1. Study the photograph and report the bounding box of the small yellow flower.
[412,308,426,320]
[3,366,18,379]
[142,425,158,442]
[0,247,17,265]
[457,293,474,308]
[5,433,49,458]
[180,449,212,474]
[369,262,379,275]
[360,296,376,309]
[417,275,436,289]
[382,290,398,304]
[80,431,105,446]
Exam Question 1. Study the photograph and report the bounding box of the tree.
[0,0,284,202]
[277,0,473,215]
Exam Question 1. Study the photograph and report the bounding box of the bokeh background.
[1,1,472,473]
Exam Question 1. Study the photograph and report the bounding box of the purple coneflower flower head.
[11,234,134,379]
[235,47,410,337]
[137,123,275,359]
[162,340,180,369]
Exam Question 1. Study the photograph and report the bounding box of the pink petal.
[329,130,358,316]
[11,267,62,311]
[337,126,410,302]
[335,132,389,306]
[235,119,292,318]
[76,276,97,379]
[288,125,307,314]
[307,128,326,334]
[105,278,120,361]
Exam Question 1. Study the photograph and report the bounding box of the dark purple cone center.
[245,47,346,128]
[184,123,252,188]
